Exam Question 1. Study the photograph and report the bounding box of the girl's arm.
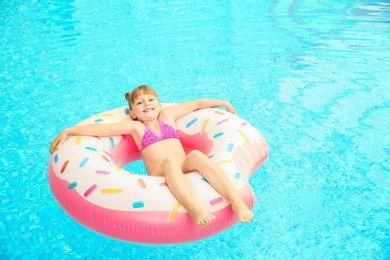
[162,99,237,121]
[50,121,133,153]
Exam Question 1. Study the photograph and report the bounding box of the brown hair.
[125,85,158,110]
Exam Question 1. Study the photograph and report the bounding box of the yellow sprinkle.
[201,118,210,134]
[167,202,181,223]
[96,113,115,117]
[217,159,232,165]
[237,129,249,143]
[101,188,123,194]
[75,136,82,145]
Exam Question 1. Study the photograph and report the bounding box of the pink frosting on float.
[108,134,140,166]
[178,130,214,155]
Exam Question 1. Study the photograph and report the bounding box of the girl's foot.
[188,207,216,226]
[231,200,254,223]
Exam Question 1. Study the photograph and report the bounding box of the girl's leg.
[162,157,216,226]
[182,150,254,223]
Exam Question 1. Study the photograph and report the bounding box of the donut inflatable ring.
[48,105,268,244]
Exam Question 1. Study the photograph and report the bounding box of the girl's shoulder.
[158,109,176,127]
[129,120,146,130]
[115,119,145,135]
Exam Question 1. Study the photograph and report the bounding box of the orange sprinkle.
[60,160,69,174]
[137,179,146,189]
[214,111,224,115]
[102,156,110,162]
[167,202,181,223]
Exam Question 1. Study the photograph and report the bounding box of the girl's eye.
[149,99,154,102]
[137,101,142,105]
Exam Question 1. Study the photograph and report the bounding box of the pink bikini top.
[140,120,179,151]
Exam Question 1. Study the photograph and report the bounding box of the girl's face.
[130,94,161,121]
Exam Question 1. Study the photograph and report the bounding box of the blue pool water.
[1,0,390,259]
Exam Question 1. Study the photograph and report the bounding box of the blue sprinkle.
[79,158,89,167]
[132,201,144,209]
[54,154,58,163]
[235,172,241,179]
[94,119,103,123]
[124,108,129,115]
[186,118,197,128]
[201,177,208,183]
[213,132,223,138]
[85,147,97,151]
[109,137,114,148]
[68,182,77,189]
[227,143,234,151]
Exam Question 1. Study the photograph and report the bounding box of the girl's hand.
[225,102,237,115]
[50,130,69,154]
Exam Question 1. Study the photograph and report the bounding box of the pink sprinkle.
[210,197,224,206]
[241,122,248,126]
[217,119,229,125]
[96,170,110,174]
[159,182,167,186]
[103,150,113,158]
[84,184,97,198]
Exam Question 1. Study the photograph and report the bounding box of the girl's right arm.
[50,121,134,154]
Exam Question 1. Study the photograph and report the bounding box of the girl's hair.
[125,85,158,110]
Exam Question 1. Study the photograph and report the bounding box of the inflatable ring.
[48,105,268,244]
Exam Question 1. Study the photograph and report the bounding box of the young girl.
[50,85,254,226]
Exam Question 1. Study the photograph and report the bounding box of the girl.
[50,85,254,226]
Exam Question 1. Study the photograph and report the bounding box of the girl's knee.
[187,150,207,162]
[182,150,210,173]
[187,149,201,158]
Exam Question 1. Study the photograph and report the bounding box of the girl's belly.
[141,138,186,176]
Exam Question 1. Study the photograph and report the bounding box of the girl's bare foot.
[231,200,254,223]
[187,207,216,226]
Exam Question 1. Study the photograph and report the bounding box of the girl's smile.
[131,94,161,120]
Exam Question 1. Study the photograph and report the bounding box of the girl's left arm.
[162,99,237,121]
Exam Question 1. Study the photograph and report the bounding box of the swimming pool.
[1,0,389,259]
